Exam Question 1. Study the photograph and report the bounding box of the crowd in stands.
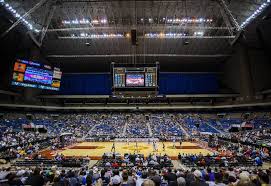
[150,114,183,138]
[218,128,271,147]
[88,114,126,138]
[180,143,268,168]
[0,112,271,185]
[125,114,150,138]
[0,157,271,186]
[100,153,173,169]
[0,112,271,147]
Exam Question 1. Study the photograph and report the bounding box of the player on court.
[162,142,165,151]
[135,140,139,153]
[173,137,176,148]
[154,141,158,152]
[152,141,156,152]
[111,141,116,153]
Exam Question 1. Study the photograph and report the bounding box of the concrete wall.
[222,45,271,97]
[222,50,241,94]
[249,49,271,92]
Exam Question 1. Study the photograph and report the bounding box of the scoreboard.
[11,59,62,91]
[113,67,157,88]
[114,68,126,87]
[145,67,157,87]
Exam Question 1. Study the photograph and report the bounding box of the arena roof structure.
[1,0,270,72]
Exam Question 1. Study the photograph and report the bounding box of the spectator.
[190,170,208,186]
[25,167,44,186]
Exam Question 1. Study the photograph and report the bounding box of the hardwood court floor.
[58,142,213,159]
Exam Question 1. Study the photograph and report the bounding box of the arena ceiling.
[0,0,270,71]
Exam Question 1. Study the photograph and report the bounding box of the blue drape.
[159,73,218,94]
[59,73,218,95]
[59,74,112,95]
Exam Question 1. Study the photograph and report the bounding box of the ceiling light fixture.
[239,0,271,29]
[194,31,204,36]
[1,1,40,33]
[145,32,187,38]
[62,19,107,25]
[74,33,124,38]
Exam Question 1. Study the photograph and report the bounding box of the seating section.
[121,114,149,137]
[198,121,220,133]
[0,112,270,186]
[88,114,126,137]
[0,112,271,149]
[12,158,86,168]
[181,155,256,168]
[99,153,173,169]
[150,114,183,137]
[219,118,243,131]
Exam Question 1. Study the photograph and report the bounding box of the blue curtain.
[159,73,218,94]
[59,73,218,95]
[59,74,112,95]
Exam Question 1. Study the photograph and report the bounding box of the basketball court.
[52,141,214,160]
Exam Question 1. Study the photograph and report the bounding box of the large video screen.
[126,73,145,87]
[11,59,62,91]
[113,67,157,88]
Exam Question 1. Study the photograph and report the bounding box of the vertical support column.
[238,43,254,100]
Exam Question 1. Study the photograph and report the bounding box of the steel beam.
[1,102,271,110]
[46,54,231,58]
[39,5,56,45]
[1,0,48,38]
[60,0,195,3]
[47,26,235,32]
[219,5,235,36]
[219,0,240,30]
[58,35,235,39]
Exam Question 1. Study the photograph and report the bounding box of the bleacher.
[181,156,256,168]
[98,153,174,169]
[150,116,183,137]
[218,118,243,131]
[198,121,219,133]
[12,158,87,168]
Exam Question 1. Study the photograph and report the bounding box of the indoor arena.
[0,0,271,186]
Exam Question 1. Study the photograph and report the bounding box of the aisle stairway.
[146,122,153,137]
[177,122,190,137]
[122,122,128,137]
[214,120,226,133]
[172,160,187,169]
[84,123,100,139]
[205,121,223,134]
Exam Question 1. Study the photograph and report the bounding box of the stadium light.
[62,18,108,25]
[164,18,213,24]
[80,33,86,37]
[1,1,40,33]
[73,33,124,39]
[125,33,130,38]
[145,32,187,38]
[91,19,99,24]
[239,0,271,29]
[194,31,204,36]
[101,19,107,24]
